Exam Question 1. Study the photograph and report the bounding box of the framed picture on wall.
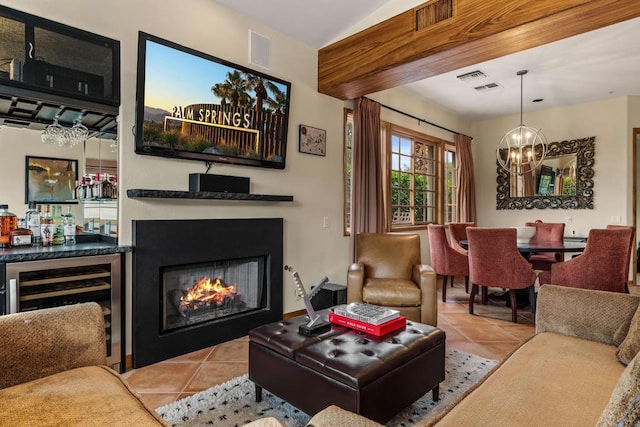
[25,156,79,204]
[299,124,326,156]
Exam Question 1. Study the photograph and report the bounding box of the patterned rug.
[157,349,497,427]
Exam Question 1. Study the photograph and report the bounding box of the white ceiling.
[213,0,640,121]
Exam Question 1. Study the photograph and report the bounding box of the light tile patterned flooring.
[125,280,640,410]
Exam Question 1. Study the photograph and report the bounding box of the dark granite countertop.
[0,238,131,263]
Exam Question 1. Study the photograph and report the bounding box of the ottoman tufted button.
[328,349,342,358]
[390,338,400,344]
[361,350,375,357]
[330,338,343,346]
[356,338,370,345]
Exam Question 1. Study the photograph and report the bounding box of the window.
[390,128,439,228]
[343,109,353,236]
[444,146,457,223]
[343,114,457,233]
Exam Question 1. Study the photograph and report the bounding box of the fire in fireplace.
[162,256,266,331]
[133,218,283,368]
[174,276,239,316]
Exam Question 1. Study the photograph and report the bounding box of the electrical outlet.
[323,216,329,228]
[565,216,573,223]
[610,216,621,225]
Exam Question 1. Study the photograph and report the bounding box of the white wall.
[471,96,632,237]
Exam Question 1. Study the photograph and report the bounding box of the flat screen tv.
[134,32,292,169]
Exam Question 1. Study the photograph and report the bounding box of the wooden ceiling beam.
[318,0,640,100]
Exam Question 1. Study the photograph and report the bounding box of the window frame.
[386,124,449,231]
[444,143,458,224]
[343,108,353,236]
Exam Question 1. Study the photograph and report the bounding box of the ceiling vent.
[416,0,454,30]
[473,82,502,91]
[456,70,487,82]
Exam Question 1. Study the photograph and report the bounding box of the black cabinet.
[0,5,120,108]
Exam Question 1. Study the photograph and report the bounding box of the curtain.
[350,97,384,262]
[523,163,535,196]
[455,133,476,223]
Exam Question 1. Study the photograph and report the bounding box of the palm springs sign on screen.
[135,32,292,169]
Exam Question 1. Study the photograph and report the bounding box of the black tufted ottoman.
[249,312,445,424]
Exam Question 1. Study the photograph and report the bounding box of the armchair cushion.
[356,234,419,280]
[362,278,421,306]
[617,305,640,365]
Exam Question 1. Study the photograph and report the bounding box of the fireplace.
[132,218,283,368]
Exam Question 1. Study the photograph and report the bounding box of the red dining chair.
[606,225,635,292]
[549,228,634,293]
[467,227,537,323]
[525,222,565,270]
[428,224,469,302]
[448,222,475,255]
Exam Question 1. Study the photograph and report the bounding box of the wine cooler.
[4,254,122,370]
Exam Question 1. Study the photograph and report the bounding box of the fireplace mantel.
[126,189,293,202]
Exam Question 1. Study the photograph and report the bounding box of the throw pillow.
[617,305,640,366]
[597,352,640,426]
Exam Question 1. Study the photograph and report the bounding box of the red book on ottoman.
[328,312,406,336]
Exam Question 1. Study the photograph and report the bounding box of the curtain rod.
[364,97,473,140]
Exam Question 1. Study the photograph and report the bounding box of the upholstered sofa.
[251,284,640,426]
[0,303,168,426]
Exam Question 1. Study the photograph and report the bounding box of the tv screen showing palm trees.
[134,32,291,169]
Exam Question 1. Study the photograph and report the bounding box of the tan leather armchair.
[347,233,437,326]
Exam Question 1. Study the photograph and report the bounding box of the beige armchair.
[347,233,437,326]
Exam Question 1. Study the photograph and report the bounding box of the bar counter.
[0,234,131,262]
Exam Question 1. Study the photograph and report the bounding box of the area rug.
[157,349,497,427]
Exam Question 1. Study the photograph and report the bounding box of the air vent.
[416,0,454,30]
[473,82,502,91]
[456,70,487,82]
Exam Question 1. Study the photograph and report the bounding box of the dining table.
[459,238,587,259]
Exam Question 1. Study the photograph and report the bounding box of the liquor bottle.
[93,173,102,199]
[10,219,32,247]
[85,175,93,200]
[72,180,80,200]
[0,204,18,248]
[25,201,41,247]
[40,204,53,247]
[62,206,76,245]
[76,176,86,200]
[101,173,113,199]
[111,175,118,199]
[52,205,64,245]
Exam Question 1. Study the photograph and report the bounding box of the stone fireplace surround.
[132,218,283,368]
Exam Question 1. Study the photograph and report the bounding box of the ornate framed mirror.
[496,136,595,209]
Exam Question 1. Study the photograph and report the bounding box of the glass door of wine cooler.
[5,254,121,370]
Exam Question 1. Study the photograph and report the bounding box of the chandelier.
[496,70,547,176]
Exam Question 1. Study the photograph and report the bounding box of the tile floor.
[123,279,541,410]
